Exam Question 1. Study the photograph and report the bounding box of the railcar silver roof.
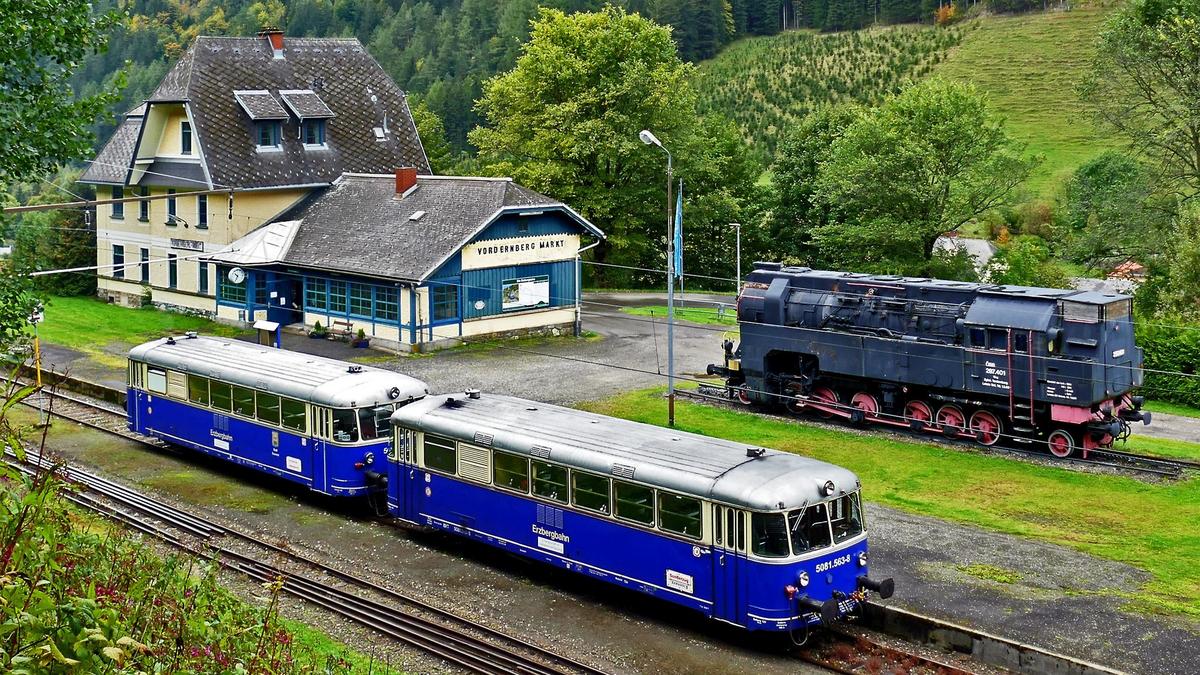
[392,392,860,511]
[128,336,428,408]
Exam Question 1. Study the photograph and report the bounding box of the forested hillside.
[75,0,794,153]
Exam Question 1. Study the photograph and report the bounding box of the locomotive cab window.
[531,461,568,503]
[1013,333,1028,353]
[1106,299,1131,321]
[187,375,209,405]
[751,512,790,557]
[969,327,985,348]
[789,502,833,554]
[332,409,359,443]
[423,434,457,474]
[830,492,865,543]
[1062,300,1100,323]
[658,493,702,540]
[988,329,1009,351]
[493,451,529,492]
[147,367,167,395]
[614,480,655,526]
[358,404,393,441]
[572,472,611,514]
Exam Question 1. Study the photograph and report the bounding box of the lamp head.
[639,129,661,147]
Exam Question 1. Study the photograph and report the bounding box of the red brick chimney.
[258,28,284,55]
[395,167,418,195]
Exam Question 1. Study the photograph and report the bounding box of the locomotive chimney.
[394,167,418,196]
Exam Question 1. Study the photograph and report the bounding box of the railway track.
[7,385,608,675]
[682,386,1200,479]
[799,629,979,675]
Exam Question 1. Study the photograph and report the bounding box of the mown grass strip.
[621,305,739,327]
[579,388,1200,618]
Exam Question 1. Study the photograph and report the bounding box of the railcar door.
[388,427,419,521]
[711,505,745,624]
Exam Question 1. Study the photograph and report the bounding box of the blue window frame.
[349,283,372,318]
[197,193,208,228]
[305,279,327,310]
[431,283,458,322]
[220,275,246,304]
[253,276,268,306]
[112,244,124,279]
[181,121,192,154]
[111,186,124,219]
[303,119,326,145]
[328,281,347,313]
[257,122,281,148]
[377,286,399,322]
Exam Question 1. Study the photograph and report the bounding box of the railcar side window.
[280,399,307,433]
[256,392,281,425]
[572,472,611,514]
[787,503,833,554]
[332,409,359,443]
[210,381,233,412]
[614,481,655,526]
[187,376,209,405]
[531,461,568,503]
[830,492,865,543]
[493,451,529,492]
[659,493,702,540]
[423,434,457,474]
[147,367,167,394]
[231,386,256,418]
[751,512,790,557]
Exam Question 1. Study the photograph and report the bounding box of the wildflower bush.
[695,25,964,165]
[0,384,392,674]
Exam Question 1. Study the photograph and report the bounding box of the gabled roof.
[210,174,603,283]
[82,35,428,188]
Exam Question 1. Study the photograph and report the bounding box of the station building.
[204,169,604,351]
[80,30,429,313]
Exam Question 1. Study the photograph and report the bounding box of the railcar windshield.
[358,404,394,441]
[332,409,359,443]
[751,491,866,559]
[830,492,864,543]
[788,501,833,554]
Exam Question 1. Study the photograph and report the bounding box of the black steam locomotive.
[708,263,1151,457]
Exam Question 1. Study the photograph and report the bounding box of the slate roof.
[224,174,602,282]
[82,35,428,188]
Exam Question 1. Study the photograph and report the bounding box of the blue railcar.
[127,334,428,496]
[710,264,1151,457]
[388,391,893,635]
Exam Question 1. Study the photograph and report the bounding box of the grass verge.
[1144,399,1200,419]
[580,387,1200,618]
[621,305,739,328]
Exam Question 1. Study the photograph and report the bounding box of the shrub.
[1135,317,1200,407]
[934,4,958,26]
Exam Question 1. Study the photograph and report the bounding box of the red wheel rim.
[936,405,966,435]
[969,410,1002,446]
[1047,431,1074,458]
[811,387,839,419]
[736,388,752,405]
[904,400,933,424]
[851,392,880,419]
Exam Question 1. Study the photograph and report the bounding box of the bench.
[331,319,354,341]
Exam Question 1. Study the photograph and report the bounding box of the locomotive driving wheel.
[968,410,1004,446]
[808,386,840,419]
[850,392,881,423]
[903,400,934,429]
[1046,429,1077,458]
[935,404,968,438]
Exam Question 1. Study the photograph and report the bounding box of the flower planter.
[309,332,327,340]
[352,339,370,349]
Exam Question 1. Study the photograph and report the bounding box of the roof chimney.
[258,28,285,58]
[395,167,418,196]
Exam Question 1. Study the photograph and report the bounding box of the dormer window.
[303,119,326,146]
[257,122,281,148]
[181,121,192,155]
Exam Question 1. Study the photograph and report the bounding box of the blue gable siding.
[462,260,576,320]
[475,211,581,242]
[427,252,461,280]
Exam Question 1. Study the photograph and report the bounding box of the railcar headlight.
[858,551,868,567]
[363,452,375,466]
[823,480,836,496]
[797,571,810,587]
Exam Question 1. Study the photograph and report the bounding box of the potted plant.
[352,328,370,348]
[310,320,327,339]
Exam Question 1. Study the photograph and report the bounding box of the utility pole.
[640,129,677,426]
[731,223,742,292]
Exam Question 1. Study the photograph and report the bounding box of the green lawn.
[31,295,245,366]
[1144,399,1200,419]
[621,305,739,328]
[580,388,1200,618]
[934,9,1115,196]
[1122,434,1200,462]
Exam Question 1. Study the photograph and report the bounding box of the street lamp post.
[28,303,46,426]
[639,129,676,426]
